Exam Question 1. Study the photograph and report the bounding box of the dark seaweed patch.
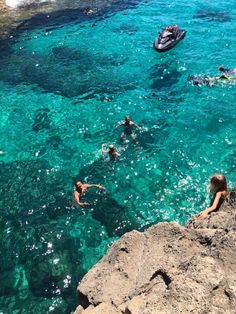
[52,46,81,61]
[194,9,231,22]
[0,49,134,99]
[149,64,181,89]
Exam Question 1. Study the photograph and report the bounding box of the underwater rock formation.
[75,193,236,313]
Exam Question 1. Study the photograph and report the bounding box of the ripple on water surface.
[0,0,236,312]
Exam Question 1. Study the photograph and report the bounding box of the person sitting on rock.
[197,174,229,219]
[74,181,105,206]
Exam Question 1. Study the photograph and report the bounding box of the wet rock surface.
[76,194,236,313]
[0,0,123,39]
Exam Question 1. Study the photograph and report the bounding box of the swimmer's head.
[125,115,131,122]
[75,181,82,188]
[109,145,115,151]
[219,66,226,72]
[209,174,227,193]
[188,75,197,81]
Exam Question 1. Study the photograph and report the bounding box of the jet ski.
[154,25,186,52]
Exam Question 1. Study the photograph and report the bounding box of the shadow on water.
[193,9,231,22]
[52,46,128,68]
[113,23,139,35]
[0,39,12,58]
[137,116,170,148]
[149,63,182,90]
[0,47,135,98]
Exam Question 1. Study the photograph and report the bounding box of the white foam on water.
[5,0,55,8]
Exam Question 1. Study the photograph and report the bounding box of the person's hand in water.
[97,185,105,190]
[79,202,89,207]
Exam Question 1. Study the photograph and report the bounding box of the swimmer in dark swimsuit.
[219,66,236,75]
[101,144,120,160]
[74,181,105,206]
[197,174,229,219]
[188,74,236,86]
[116,115,141,144]
[218,66,236,81]
[188,75,216,86]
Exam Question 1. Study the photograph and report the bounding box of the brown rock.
[74,303,121,314]
[76,198,236,313]
[86,303,121,314]
[0,0,120,39]
[74,305,85,314]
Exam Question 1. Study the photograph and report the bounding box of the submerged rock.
[76,194,236,313]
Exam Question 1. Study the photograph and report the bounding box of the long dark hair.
[209,174,228,193]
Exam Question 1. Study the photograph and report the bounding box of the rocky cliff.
[0,0,119,39]
[75,191,236,314]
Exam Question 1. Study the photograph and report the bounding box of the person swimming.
[188,75,216,86]
[74,181,105,206]
[219,66,236,75]
[188,73,236,86]
[101,144,120,160]
[116,115,141,144]
[197,174,229,219]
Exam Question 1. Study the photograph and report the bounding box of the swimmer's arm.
[101,144,109,154]
[115,122,124,128]
[218,74,230,80]
[74,191,89,206]
[87,184,105,189]
[130,120,141,130]
[198,192,222,219]
[134,123,141,130]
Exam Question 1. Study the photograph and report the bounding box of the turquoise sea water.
[0,0,236,312]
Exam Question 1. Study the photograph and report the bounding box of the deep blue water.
[0,0,236,312]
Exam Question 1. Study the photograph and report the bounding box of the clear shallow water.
[0,0,236,312]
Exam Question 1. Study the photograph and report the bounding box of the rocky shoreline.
[0,0,53,39]
[74,193,236,314]
[0,0,121,39]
